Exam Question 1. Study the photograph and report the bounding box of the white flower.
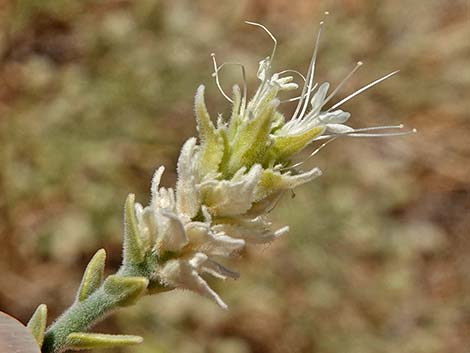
[198,164,262,216]
[134,164,250,308]
[127,20,415,310]
[159,253,231,309]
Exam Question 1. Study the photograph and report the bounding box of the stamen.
[244,21,277,74]
[321,61,363,109]
[328,70,399,111]
[216,61,248,116]
[245,21,278,110]
[211,53,233,103]
[291,21,324,122]
[314,125,416,140]
[348,124,404,132]
[340,129,417,137]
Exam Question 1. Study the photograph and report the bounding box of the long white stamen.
[328,70,399,111]
[245,21,278,110]
[216,61,248,116]
[290,22,324,122]
[314,126,417,140]
[340,129,417,137]
[321,61,363,109]
[211,53,233,103]
[245,21,277,75]
[348,124,404,132]
[292,21,324,122]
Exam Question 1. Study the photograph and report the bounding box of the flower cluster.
[129,21,415,309]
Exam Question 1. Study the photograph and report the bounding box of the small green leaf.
[26,304,47,348]
[104,275,148,307]
[123,194,144,265]
[65,332,143,350]
[77,249,106,302]
[195,85,224,175]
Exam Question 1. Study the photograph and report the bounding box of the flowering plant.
[23,20,414,353]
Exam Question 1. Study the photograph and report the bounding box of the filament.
[245,21,278,109]
[211,53,233,103]
[244,21,277,74]
[211,54,249,112]
[292,21,324,122]
[217,61,248,116]
[321,61,363,109]
[314,125,416,140]
[328,70,399,111]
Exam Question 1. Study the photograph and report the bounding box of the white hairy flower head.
[125,19,415,309]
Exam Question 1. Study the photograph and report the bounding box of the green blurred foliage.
[1,1,469,353]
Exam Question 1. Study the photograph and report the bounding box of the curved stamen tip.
[412,128,418,133]
[324,11,330,15]
[357,61,364,66]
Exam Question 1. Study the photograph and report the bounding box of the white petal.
[185,222,245,257]
[134,202,144,221]
[326,123,355,134]
[134,203,156,249]
[188,252,208,269]
[176,138,200,219]
[199,164,262,216]
[281,167,323,187]
[318,110,351,124]
[280,82,299,91]
[213,217,289,244]
[150,166,165,206]
[257,57,270,81]
[272,75,299,91]
[205,231,245,256]
[157,210,188,252]
[202,260,240,280]
[160,259,228,309]
[310,82,330,115]
[157,187,176,210]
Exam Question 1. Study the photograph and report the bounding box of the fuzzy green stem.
[42,253,167,353]
[42,286,119,353]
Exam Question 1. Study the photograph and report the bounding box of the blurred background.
[1,0,469,352]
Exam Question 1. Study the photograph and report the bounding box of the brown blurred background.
[1,0,469,352]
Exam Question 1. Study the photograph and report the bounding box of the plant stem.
[41,286,119,353]
[42,252,166,353]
